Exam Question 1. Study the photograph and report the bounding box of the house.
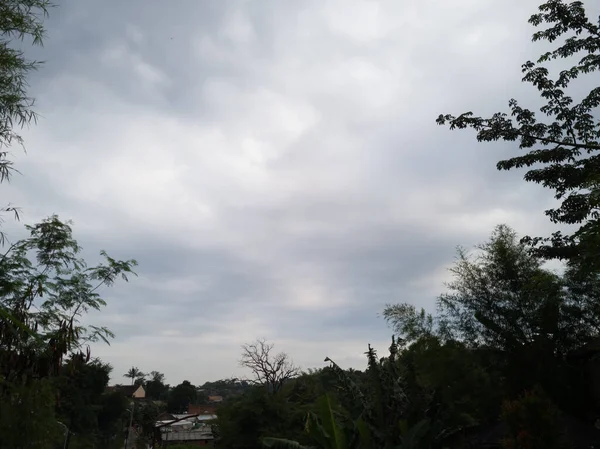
[155,413,214,447]
[160,428,213,446]
[106,384,146,399]
[207,395,223,403]
[188,404,218,416]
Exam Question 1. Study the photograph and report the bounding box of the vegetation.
[1,0,599,449]
[168,380,199,413]
[240,338,302,394]
[437,0,600,272]
[124,366,146,385]
[0,0,53,241]
[0,216,137,447]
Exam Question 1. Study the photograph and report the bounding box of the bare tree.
[239,338,300,393]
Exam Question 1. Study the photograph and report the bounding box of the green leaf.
[0,305,41,342]
[355,418,374,449]
[315,394,347,449]
[398,419,430,449]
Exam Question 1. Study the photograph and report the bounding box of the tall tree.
[145,370,169,401]
[149,370,165,384]
[240,339,301,394]
[54,357,114,448]
[0,0,53,240]
[0,215,137,386]
[437,0,600,271]
[384,225,574,352]
[0,215,137,447]
[383,225,599,416]
[215,385,307,449]
[168,380,197,414]
[97,388,129,448]
[124,366,144,385]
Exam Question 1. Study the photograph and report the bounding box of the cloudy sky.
[5,0,597,385]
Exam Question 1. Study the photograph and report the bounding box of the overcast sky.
[4,0,598,385]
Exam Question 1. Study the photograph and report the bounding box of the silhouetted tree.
[437,0,600,272]
[240,339,300,393]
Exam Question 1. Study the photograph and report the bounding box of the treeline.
[0,4,139,447]
[214,225,600,449]
[121,368,250,412]
[1,0,599,449]
[214,1,600,449]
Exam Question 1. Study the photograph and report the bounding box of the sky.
[4,0,598,385]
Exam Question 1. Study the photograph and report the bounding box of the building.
[155,413,215,447]
[106,384,146,399]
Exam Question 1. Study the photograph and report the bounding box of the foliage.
[240,338,301,393]
[145,370,169,401]
[132,400,161,449]
[0,0,53,241]
[436,224,565,353]
[97,390,129,448]
[168,380,198,413]
[54,357,114,448]
[383,224,600,413]
[262,394,350,449]
[200,377,250,400]
[398,336,503,442]
[124,366,145,385]
[216,385,309,449]
[437,0,600,271]
[383,225,566,351]
[501,386,561,449]
[0,378,62,449]
[0,215,137,388]
[324,340,434,449]
[0,216,136,447]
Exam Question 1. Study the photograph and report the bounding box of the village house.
[106,384,146,399]
[155,407,216,447]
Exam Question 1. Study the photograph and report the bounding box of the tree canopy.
[437,0,600,271]
[0,0,53,240]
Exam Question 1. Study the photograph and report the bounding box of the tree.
[97,389,129,449]
[168,380,197,413]
[200,377,250,400]
[324,340,433,449]
[398,335,503,441]
[501,386,561,449]
[383,225,600,416]
[215,385,307,449]
[437,0,600,271]
[384,225,571,352]
[0,0,53,241]
[0,215,137,447]
[124,366,144,385]
[149,370,165,384]
[264,341,435,449]
[131,400,161,449]
[54,357,114,448]
[240,339,301,393]
[0,215,137,386]
[145,370,169,401]
[263,394,352,449]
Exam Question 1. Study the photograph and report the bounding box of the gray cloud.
[6,0,595,384]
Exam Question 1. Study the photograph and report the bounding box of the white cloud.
[6,0,581,384]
